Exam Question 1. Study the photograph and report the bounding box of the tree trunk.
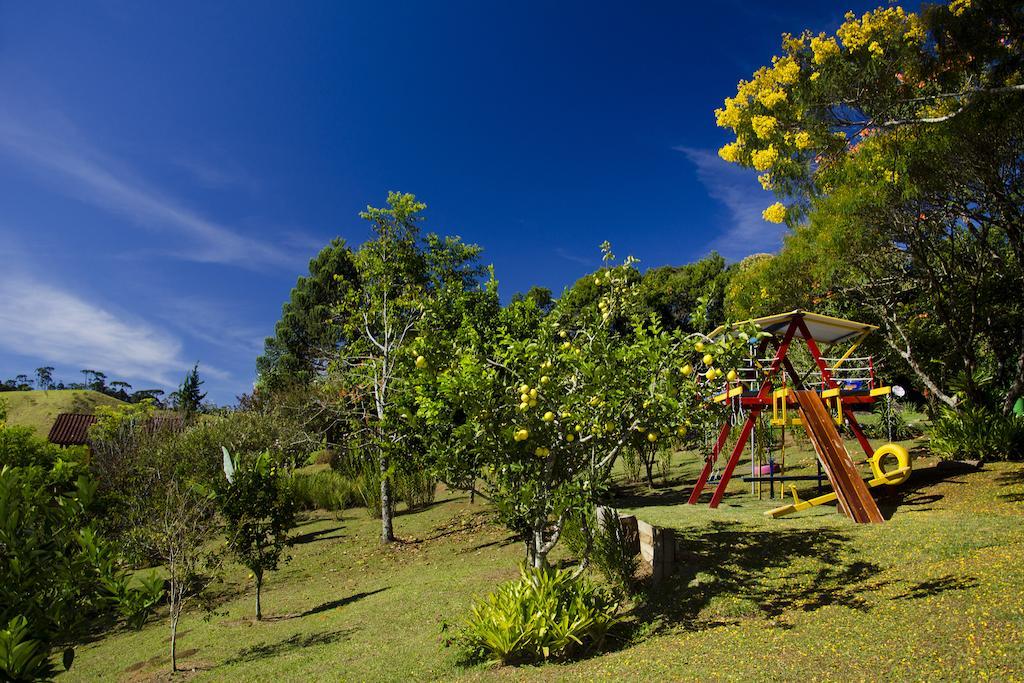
[169,608,179,673]
[255,574,263,621]
[380,457,395,543]
[533,528,546,569]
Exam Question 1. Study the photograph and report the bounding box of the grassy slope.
[1,390,125,436]
[67,444,1024,682]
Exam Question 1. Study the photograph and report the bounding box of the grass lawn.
[66,434,1024,681]
[1,390,125,436]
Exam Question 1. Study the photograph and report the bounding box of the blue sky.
[0,1,893,403]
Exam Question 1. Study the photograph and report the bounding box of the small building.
[48,413,99,447]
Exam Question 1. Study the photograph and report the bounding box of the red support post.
[687,421,732,504]
[709,408,762,508]
[702,320,799,507]
[844,408,876,458]
[796,317,837,389]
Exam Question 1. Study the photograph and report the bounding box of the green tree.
[217,450,296,621]
[420,244,755,567]
[641,252,733,332]
[171,363,207,419]
[34,367,54,391]
[257,238,360,391]
[329,191,485,543]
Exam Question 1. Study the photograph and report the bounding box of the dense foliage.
[0,425,161,679]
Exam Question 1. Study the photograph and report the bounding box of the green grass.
[65,440,1024,682]
[1,390,125,436]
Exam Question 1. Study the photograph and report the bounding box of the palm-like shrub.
[459,565,620,666]
[929,406,1024,461]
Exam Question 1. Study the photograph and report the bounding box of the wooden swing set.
[687,310,906,523]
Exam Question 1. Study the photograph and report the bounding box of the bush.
[459,565,620,666]
[929,406,1024,461]
[0,425,162,679]
[862,401,921,441]
[291,469,357,511]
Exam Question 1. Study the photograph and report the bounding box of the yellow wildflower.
[762,202,787,224]
[751,145,779,171]
[751,115,778,140]
[795,131,813,149]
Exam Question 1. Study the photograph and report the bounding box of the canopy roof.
[710,309,877,346]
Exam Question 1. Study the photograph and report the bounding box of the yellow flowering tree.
[715,0,1023,219]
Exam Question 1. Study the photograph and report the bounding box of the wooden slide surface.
[794,390,884,524]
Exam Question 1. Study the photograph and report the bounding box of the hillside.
[0,390,126,436]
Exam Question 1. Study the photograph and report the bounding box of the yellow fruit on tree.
[647,432,658,442]
[520,384,530,394]
[559,330,567,338]
[529,388,538,399]
[529,399,537,407]
[695,341,705,352]
[543,411,555,422]
[705,368,717,380]
[677,425,688,436]
[540,375,550,385]
[702,354,714,366]
[415,355,427,369]
[566,433,575,442]
[681,364,693,376]
[726,369,738,382]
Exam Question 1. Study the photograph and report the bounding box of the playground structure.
[686,310,911,523]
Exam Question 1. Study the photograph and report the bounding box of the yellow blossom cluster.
[836,7,925,53]
[750,115,778,139]
[757,173,773,190]
[757,88,787,108]
[751,145,779,171]
[810,34,841,64]
[762,202,787,223]
[950,0,972,16]
[794,131,813,149]
[717,141,742,163]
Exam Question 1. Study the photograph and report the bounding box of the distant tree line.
[0,363,210,412]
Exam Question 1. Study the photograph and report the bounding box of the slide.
[793,390,884,524]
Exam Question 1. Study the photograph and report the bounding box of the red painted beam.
[687,421,732,504]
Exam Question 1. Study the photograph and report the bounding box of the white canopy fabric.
[710,309,877,346]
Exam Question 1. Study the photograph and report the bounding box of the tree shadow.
[995,467,1024,502]
[290,525,346,545]
[612,521,880,643]
[224,628,357,665]
[891,574,979,600]
[298,588,388,618]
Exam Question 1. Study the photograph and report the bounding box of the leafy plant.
[217,450,297,620]
[0,425,162,679]
[459,565,620,666]
[291,469,357,511]
[928,406,1024,462]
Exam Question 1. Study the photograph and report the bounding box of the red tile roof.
[48,413,98,446]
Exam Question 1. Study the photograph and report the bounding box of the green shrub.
[395,467,437,510]
[863,401,920,441]
[929,406,1024,461]
[291,469,357,511]
[459,565,620,666]
[562,508,639,596]
[0,425,162,679]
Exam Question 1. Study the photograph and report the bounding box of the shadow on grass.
[599,520,882,648]
[299,588,388,618]
[892,574,979,600]
[290,525,346,546]
[995,466,1024,502]
[224,628,357,665]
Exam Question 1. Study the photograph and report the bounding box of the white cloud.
[0,111,300,270]
[0,275,187,386]
[675,146,787,260]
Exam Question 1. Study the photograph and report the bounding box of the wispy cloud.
[675,146,786,260]
[171,155,262,194]
[159,296,266,358]
[0,110,300,270]
[554,247,596,267]
[0,275,187,386]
